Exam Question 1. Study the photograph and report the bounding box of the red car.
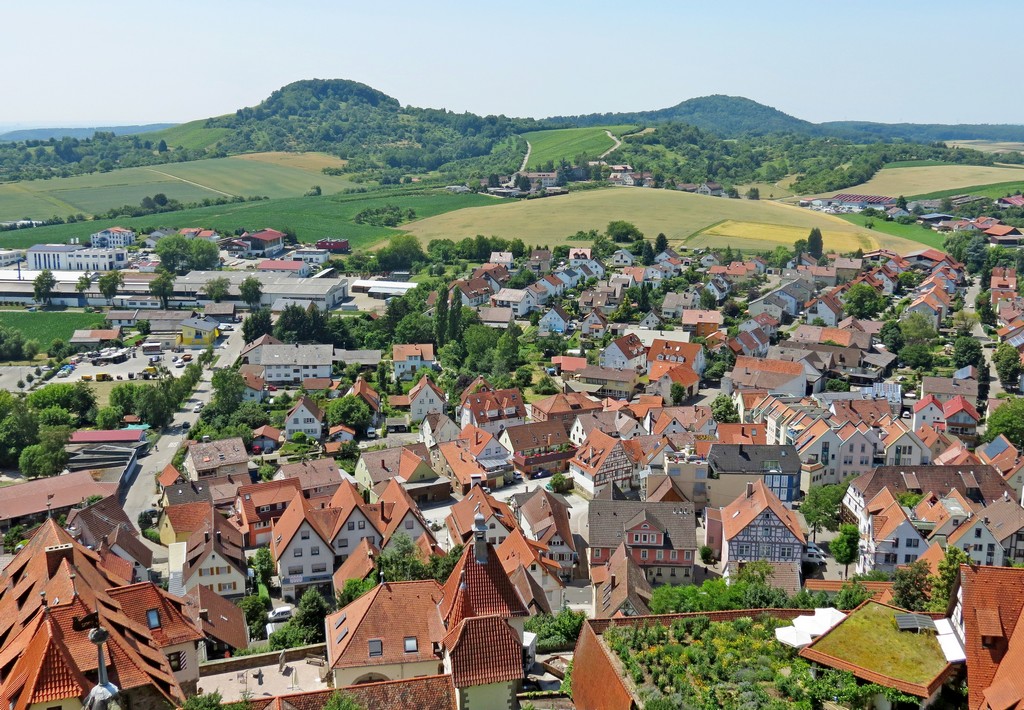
[267,385,278,391]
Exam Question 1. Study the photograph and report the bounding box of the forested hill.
[0,79,540,181]
[202,79,540,173]
[820,121,1024,143]
[550,95,818,136]
[552,94,1024,142]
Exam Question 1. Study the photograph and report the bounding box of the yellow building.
[179,315,219,347]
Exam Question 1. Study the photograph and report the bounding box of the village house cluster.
[5,207,1024,710]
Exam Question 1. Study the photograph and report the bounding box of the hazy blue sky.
[2,0,1018,127]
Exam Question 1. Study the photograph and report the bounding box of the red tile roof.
[326,580,445,671]
[439,543,529,630]
[442,615,523,688]
[107,582,204,648]
[960,565,1024,710]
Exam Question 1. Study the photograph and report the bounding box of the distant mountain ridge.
[548,94,1024,142]
[0,123,176,142]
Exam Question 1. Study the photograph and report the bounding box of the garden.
[602,615,920,710]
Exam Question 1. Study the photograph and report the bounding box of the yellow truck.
[95,373,113,382]
[80,374,93,381]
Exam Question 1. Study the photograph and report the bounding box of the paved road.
[123,328,245,533]
[964,276,1003,404]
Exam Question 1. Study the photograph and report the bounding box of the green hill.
[550,95,817,136]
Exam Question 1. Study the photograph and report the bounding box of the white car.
[192,403,204,413]
[802,549,827,565]
[267,605,294,623]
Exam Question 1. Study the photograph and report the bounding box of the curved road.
[599,130,622,159]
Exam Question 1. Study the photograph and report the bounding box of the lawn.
[0,152,359,221]
[0,188,498,250]
[403,187,923,252]
[733,181,795,200]
[815,164,1024,200]
[0,310,106,344]
[909,179,1024,201]
[838,213,948,249]
[807,601,949,687]
[521,125,636,168]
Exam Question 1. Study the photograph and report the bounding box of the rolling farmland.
[403,188,925,252]
[520,126,635,168]
[0,152,356,221]
[812,164,1024,200]
[0,189,498,250]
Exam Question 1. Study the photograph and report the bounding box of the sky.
[1,0,1020,128]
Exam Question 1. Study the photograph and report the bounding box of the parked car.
[192,403,204,413]
[802,549,827,565]
[175,361,185,368]
[181,421,191,431]
[267,605,294,623]
[267,385,278,392]
[531,469,553,480]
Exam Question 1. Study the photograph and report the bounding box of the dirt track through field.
[599,130,622,159]
[144,168,236,197]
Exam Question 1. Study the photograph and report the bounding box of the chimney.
[473,511,488,565]
[45,544,74,578]
[746,482,754,499]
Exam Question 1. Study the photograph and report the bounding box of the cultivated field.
[734,182,795,200]
[521,126,635,167]
[0,310,106,343]
[688,220,879,253]
[812,164,1024,200]
[0,189,498,250]
[147,120,234,151]
[402,188,924,252]
[0,152,357,221]
[950,139,1024,155]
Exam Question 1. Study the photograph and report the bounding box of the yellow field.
[232,151,348,170]
[690,220,878,252]
[811,164,1024,199]
[734,182,795,200]
[402,187,923,252]
[950,139,1024,155]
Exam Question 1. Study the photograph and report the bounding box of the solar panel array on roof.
[895,613,936,632]
[982,437,1011,458]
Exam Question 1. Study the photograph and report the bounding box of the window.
[975,528,983,539]
[368,640,383,657]
[168,651,184,672]
[404,637,418,653]
[311,546,320,556]
[288,566,303,576]
[640,549,648,560]
[338,538,348,548]
[347,521,355,531]
[358,520,365,530]
[294,549,303,557]
[311,564,327,574]
[405,519,414,530]
[146,609,160,629]
[300,530,310,540]
[684,550,692,561]
[656,550,663,560]
[641,533,648,543]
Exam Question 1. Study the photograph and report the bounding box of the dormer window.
[404,637,418,653]
[147,609,160,629]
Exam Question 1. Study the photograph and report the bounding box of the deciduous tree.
[711,394,739,423]
[33,269,56,305]
[892,560,932,611]
[239,276,263,310]
[830,524,860,578]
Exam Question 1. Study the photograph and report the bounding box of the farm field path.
[599,130,622,159]
[518,141,532,173]
[143,168,235,197]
